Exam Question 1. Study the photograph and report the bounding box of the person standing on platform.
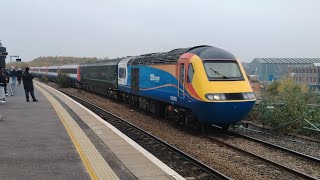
[0,68,6,103]
[17,68,22,85]
[22,67,38,102]
[10,66,17,86]
[5,68,10,96]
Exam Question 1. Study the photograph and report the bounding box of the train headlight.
[242,92,255,100]
[220,94,226,100]
[213,95,220,100]
[206,94,214,100]
[205,94,226,101]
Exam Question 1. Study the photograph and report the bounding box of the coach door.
[178,63,185,99]
[131,68,139,94]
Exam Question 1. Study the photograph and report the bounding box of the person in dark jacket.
[4,68,10,96]
[0,67,6,103]
[17,68,23,85]
[22,67,38,102]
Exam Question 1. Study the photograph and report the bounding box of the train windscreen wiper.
[209,68,229,79]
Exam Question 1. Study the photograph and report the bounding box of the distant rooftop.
[289,63,320,68]
[254,58,320,64]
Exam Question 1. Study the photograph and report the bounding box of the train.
[30,45,256,129]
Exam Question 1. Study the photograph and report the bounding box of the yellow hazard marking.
[35,83,119,180]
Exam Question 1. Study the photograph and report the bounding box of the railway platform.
[0,82,183,180]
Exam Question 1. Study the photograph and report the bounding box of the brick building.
[288,63,320,90]
[249,58,320,82]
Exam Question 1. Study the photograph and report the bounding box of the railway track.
[230,131,320,164]
[63,92,231,180]
[205,130,319,180]
[237,122,320,144]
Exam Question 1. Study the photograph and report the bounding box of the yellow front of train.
[183,47,256,125]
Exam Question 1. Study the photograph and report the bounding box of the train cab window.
[119,68,126,79]
[187,64,194,83]
[204,61,243,80]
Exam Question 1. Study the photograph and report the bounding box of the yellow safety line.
[35,84,98,180]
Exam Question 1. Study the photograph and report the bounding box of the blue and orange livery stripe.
[140,84,178,91]
[149,53,206,102]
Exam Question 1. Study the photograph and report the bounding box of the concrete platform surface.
[0,81,184,180]
[0,84,90,179]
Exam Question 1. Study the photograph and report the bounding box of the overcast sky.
[1,0,319,62]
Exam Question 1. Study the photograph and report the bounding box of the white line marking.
[36,82,185,180]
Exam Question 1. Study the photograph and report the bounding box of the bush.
[39,76,48,83]
[57,74,70,88]
[248,77,320,132]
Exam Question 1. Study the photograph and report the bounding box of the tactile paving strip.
[35,83,119,180]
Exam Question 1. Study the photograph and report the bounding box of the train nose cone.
[194,101,255,124]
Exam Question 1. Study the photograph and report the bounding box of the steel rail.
[230,131,320,164]
[205,135,317,180]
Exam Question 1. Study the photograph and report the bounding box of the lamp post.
[10,55,19,64]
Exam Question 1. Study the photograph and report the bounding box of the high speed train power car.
[31,45,256,129]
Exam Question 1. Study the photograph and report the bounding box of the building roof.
[129,45,236,65]
[289,63,320,68]
[254,58,320,64]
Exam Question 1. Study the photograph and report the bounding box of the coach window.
[187,64,194,83]
[119,68,126,78]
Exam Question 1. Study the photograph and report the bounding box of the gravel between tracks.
[213,135,320,179]
[53,85,308,180]
[233,127,320,159]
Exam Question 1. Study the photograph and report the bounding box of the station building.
[248,58,320,82]
[288,63,320,90]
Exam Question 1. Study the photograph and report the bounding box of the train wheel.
[199,123,208,133]
[164,107,169,120]
[184,112,194,128]
[185,115,189,127]
[221,124,231,131]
